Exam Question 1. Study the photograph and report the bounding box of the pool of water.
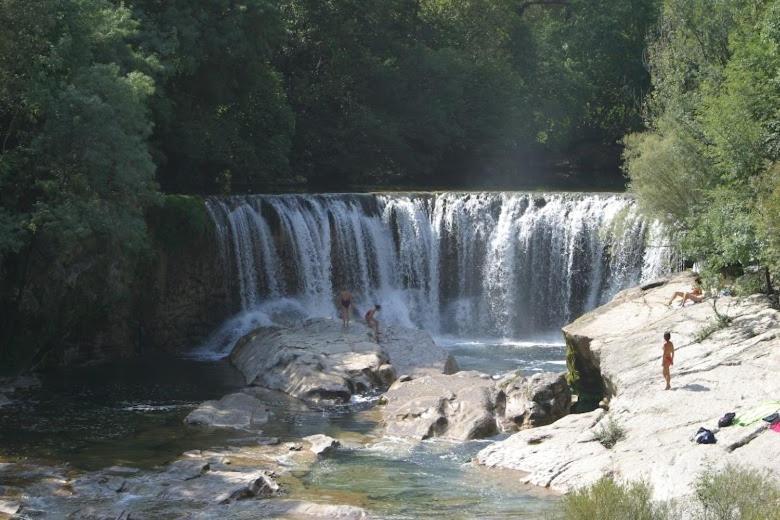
[0,341,563,518]
[0,356,247,470]
[435,336,566,376]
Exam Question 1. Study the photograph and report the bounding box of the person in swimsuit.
[339,290,353,328]
[662,331,674,390]
[365,304,381,343]
[667,277,704,306]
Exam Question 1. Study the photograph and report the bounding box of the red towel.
[771,422,780,433]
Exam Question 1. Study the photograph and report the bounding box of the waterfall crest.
[202,192,675,353]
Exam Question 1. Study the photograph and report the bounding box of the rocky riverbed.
[476,272,780,501]
[0,319,561,518]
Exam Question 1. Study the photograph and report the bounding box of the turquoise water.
[0,341,562,518]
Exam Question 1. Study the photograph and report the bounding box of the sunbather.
[667,278,704,306]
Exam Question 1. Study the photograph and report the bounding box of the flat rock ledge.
[380,370,571,441]
[476,272,780,501]
[229,318,458,404]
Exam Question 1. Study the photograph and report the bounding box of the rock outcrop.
[379,369,571,441]
[476,272,780,500]
[380,371,500,441]
[229,319,457,404]
[498,371,572,431]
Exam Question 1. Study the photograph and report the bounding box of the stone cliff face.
[477,272,780,500]
[140,235,230,352]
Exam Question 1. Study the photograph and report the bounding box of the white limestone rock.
[380,371,500,441]
[230,318,456,403]
[476,272,780,500]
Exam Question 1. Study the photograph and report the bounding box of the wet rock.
[380,371,499,441]
[477,271,780,500]
[0,497,20,517]
[185,392,270,430]
[0,375,39,410]
[230,319,455,403]
[498,371,571,431]
[0,374,39,395]
[303,434,340,456]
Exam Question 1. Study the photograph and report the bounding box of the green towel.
[734,401,780,426]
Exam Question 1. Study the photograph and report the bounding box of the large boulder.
[229,319,456,404]
[498,371,571,431]
[184,392,270,430]
[476,272,780,499]
[380,371,500,441]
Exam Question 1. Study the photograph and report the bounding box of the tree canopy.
[624,0,780,283]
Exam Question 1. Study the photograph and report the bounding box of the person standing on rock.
[365,304,381,343]
[662,332,674,390]
[339,290,353,328]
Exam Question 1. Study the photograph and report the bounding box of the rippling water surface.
[0,342,561,518]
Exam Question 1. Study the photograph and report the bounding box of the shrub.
[553,477,666,520]
[593,415,626,449]
[550,465,780,520]
[691,465,780,520]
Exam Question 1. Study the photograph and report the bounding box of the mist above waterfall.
[199,192,674,356]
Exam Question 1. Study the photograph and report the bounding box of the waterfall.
[200,192,676,355]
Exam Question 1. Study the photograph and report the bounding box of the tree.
[0,0,157,367]
[130,0,295,194]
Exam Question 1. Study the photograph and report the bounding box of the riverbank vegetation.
[624,0,780,288]
[2,0,780,368]
[553,464,780,520]
[0,0,659,369]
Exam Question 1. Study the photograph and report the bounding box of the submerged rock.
[185,392,270,430]
[192,499,369,519]
[230,318,456,404]
[3,440,339,518]
[476,272,780,499]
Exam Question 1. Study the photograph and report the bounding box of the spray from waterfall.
[195,193,676,357]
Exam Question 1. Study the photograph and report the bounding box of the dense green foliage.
[0,0,661,366]
[624,0,780,284]
[553,465,780,520]
[0,0,158,367]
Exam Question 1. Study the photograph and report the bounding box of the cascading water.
[199,192,676,357]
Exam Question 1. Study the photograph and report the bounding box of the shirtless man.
[338,290,353,328]
[662,331,674,390]
[365,304,381,343]
[667,278,704,306]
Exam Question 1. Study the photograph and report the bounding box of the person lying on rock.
[662,331,674,390]
[365,304,381,343]
[667,277,704,306]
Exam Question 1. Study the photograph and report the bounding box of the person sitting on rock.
[667,278,704,306]
[338,289,353,328]
[662,331,674,390]
[365,304,381,343]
